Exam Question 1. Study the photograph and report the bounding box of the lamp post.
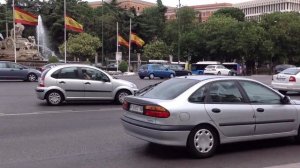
[101,0,104,65]
[177,0,181,63]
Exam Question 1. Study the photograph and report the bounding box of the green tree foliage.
[213,7,245,22]
[59,33,101,61]
[143,41,170,60]
[118,60,128,73]
[48,56,59,63]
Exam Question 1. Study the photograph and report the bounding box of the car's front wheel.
[27,73,37,82]
[149,74,154,79]
[115,90,131,104]
[187,125,219,158]
[139,76,145,79]
[170,73,175,78]
[217,71,221,75]
[46,90,64,106]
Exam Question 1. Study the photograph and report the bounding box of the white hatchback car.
[272,67,300,94]
[204,65,231,76]
[36,64,138,105]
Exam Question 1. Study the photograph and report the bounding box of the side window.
[58,67,79,79]
[208,81,244,103]
[81,68,109,82]
[51,69,60,79]
[0,62,7,68]
[189,85,208,103]
[239,81,281,104]
[8,63,22,69]
[152,65,159,70]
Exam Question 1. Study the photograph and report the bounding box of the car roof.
[177,75,254,82]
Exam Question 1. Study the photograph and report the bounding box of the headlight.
[130,83,137,89]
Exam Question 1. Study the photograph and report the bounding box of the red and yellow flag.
[130,32,145,47]
[14,7,38,26]
[118,34,129,48]
[65,16,83,33]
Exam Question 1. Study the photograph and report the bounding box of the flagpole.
[116,22,119,72]
[12,0,17,63]
[64,0,67,63]
[128,18,131,72]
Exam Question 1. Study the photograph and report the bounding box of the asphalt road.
[1,75,300,168]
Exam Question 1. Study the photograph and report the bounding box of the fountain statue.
[0,23,44,61]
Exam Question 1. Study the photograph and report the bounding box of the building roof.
[234,0,299,8]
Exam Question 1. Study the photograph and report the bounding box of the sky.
[0,0,251,6]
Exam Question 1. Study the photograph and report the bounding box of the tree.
[48,56,59,63]
[59,33,101,61]
[118,61,128,73]
[213,7,245,22]
[143,41,170,60]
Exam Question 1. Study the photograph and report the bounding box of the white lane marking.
[265,163,300,168]
[0,108,122,117]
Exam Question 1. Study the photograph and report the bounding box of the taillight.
[39,77,45,87]
[289,76,296,82]
[144,105,170,118]
[123,101,129,111]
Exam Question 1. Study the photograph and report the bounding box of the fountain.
[0,23,43,61]
[37,15,52,59]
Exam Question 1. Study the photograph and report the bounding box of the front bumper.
[121,116,191,146]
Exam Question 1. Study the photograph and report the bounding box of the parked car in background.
[122,76,300,158]
[222,62,243,76]
[271,67,300,94]
[36,64,138,105]
[0,61,41,82]
[164,64,192,76]
[191,61,221,75]
[274,64,296,74]
[138,64,176,79]
[37,63,65,72]
[203,65,232,75]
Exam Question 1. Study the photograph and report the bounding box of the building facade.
[88,0,156,15]
[165,3,233,22]
[234,0,300,21]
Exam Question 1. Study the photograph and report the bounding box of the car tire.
[170,74,175,78]
[160,77,164,79]
[115,90,131,104]
[188,73,192,76]
[217,71,221,75]
[46,90,64,106]
[149,74,154,79]
[139,76,145,79]
[279,90,287,95]
[27,73,37,82]
[187,125,219,158]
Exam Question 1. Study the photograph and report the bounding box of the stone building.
[234,0,300,21]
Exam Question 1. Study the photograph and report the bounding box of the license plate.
[277,78,285,81]
[129,104,143,114]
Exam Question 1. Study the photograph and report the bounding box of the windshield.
[140,78,199,100]
[279,68,300,75]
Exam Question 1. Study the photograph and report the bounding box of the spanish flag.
[118,34,129,48]
[14,7,38,26]
[130,32,145,48]
[65,16,83,33]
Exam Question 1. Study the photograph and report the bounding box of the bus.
[191,61,221,75]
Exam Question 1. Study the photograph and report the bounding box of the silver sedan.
[122,76,300,158]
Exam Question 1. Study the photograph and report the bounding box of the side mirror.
[281,96,291,104]
[102,76,110,82]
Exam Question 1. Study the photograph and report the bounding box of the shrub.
[118,61,128,73]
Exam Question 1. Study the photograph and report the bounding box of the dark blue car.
[138,64,176,79]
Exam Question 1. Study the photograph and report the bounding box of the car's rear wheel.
[139,76,145,79]
[149,74,154,79]
[187,125,219,158]
[188,73,192,76]
[217,71,221,75]
[115,90,131,104]
[27,73,37,82]
[46,90,64,106]
[279,90,287,95]
[170,74,174,78]
[160,77,164,79]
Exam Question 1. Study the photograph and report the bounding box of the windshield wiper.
[135,82,161,96]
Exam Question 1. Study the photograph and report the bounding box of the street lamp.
[101,0,104,65]
[177,0,181,63]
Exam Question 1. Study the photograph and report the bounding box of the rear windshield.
[206,65,215,69]
[140,78,199,100]
[41,68,50,79]
[280,68,300,75]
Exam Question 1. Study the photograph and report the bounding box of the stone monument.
[0,23,44,61]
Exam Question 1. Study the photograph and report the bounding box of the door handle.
[212,108,221,113]
[59,81,66,84]
[84,82,91,85]
[257,108,264,112]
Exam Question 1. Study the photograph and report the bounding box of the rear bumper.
[271,82,300,91]
[35,87,47,100]
[121,116,191,146]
